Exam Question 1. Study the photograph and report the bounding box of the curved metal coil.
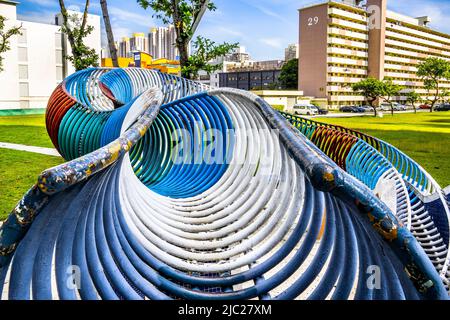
[280,111,450,288]
[0,69,448,300]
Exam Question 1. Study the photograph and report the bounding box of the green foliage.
[406,90,421,113]
[380,78,404,115]
[278,59,298,90]
[351,77,384,115]
[183,36,238,79]
[137,1,236,79]
[138,0,216,40]
[352,77,403,116]
[0,15,22,72]
[416,57,450,111]
[60,13,99,71]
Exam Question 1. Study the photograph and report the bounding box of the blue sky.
[17,0,450,61]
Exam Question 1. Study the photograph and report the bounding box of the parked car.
[293,104,319,116]
[435,103,450,111]
[393,104,407,111]
[379,103,391,111]
[340,106,362,113]
[419,104,431,110]
[311,105,329,115]
[360,105,374,113]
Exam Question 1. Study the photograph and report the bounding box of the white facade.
[0,1,101,110]
[130,33,148,53]
[149,25,179,60]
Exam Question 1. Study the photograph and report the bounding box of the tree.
[0,15,22,72]
[405,90,421,113]
[380,79,403,116]
[183,36,237,79]
[58,0,99,71]
[351,77,384,116]
[416,57,450,112]
[137,0,236,79]
[440,89,450,104]
[278,58,298,90]
[100,0,118,67]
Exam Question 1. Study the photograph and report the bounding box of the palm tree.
[100,0,118,67]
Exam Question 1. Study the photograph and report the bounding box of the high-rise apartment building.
[130,32,149,53]
[119,37,131,58]
[299,0,450,108]
[148,25,179,60]
[285,44,299,61]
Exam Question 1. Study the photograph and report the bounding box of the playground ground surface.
[0,112,449,220]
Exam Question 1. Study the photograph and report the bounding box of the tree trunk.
[58,0,91,71]
[179,43,190,78]
[370,99,377,117]
[100,0,118,67]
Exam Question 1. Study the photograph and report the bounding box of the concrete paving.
[0,142,61,157]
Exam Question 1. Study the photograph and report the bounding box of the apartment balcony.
[329,36,368,50]
[326,85,353,92]
[386,23,450,48]
[329,95,365,102]
[385,46,428,60]
[385,38,450,58]
[384,55,419,65]
[327,56,368,66]
[328,76,363,83]
[328,27,368,41]
[384,64,417,72]
[328,66,367,75]
[328,47,368,58]
[328,7,367,24]
[329,17,368,33]
[386,30,450,52]
[384,71,417,80]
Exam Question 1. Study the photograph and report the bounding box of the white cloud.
[25,0,55,7]
[259,37,283,48]
[104,6,154,29]
[17,10,55,25]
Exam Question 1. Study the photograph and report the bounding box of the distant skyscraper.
[119,37,130,58]
[284,44,299,61]
[148,25,179,60]
[226,46,251,63]
[130,33,149,53]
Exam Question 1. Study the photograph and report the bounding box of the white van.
[293,105,318,116]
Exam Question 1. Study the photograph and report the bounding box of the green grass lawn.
[0,114,54,148]
[316,112,450,188]
[0,149,64,220]
[0,114,64,220]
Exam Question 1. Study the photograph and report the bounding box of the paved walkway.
[0,142,60,157]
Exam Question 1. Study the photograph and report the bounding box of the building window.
[18,29,27,44]
[19,82,29,97]
[18,65,28,80]
[18,47,28,62]
[56,66,64,81]
[55,33,63,48]
[56,49,63,64]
